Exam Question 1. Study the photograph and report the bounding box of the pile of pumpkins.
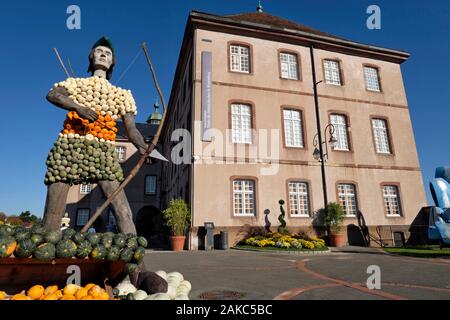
[0,224,147,274]
[114,271,192,300]
[1,283,112,301]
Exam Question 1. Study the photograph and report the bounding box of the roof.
[148,110,162,122]
[225,12,346,41]
[189,10,410,63]
[116,122,158,141]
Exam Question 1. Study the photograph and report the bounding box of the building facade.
[161,10,427,249]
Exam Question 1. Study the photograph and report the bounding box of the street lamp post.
[312,124,338,208]
[309,45,338,232]
[313,125,338,163]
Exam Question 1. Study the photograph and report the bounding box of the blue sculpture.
[429,167,450,245]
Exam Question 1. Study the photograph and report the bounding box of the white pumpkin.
[116,282,137,296]
[133,290,148,301]
[166,285,177,299]
[179,280,192,292]
[167,272,184,282]
[174,295,189,300]
[155,270,167,280]
[176,286,190,296]
[167,278,181,288]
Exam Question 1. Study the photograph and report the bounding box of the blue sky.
[0,0,448,216]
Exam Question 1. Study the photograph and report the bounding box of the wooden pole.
[67,59,76,77]
[53,48,70,78]
[81,43,168,233]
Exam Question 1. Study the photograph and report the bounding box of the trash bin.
[220,231,229,250]
[204,222,215,251]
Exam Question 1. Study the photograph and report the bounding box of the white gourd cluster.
[114,271,191,301]
[55,76,137,118]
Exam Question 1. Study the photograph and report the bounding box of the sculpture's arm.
[123,112,150,155]
[46,86,98,122]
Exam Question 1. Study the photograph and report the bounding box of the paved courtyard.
[143,248,450,300]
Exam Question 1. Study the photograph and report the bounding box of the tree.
[19,211,41,225]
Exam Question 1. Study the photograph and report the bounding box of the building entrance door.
[136,206,169,249]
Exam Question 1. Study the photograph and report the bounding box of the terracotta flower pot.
[170,236,186,251]
[329,233,346,247]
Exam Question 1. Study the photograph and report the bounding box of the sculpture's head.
[88,36,115,80]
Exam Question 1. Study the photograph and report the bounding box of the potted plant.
[324,202,346,247]
[162,198,191,251]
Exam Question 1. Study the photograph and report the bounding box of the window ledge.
[229,70,251,75]
[324,82,343,87]
[233,215,257,218]
[280,77,300,82]
[375,152,394,157]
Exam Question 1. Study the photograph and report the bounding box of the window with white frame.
[323,59,342,85]
[145,175,157,195]
[364,66,381,92]
[337,184,358,217]
[76,209,90,227]
[288,182,310,217]
[283,109,304,148]
[233,180,256,216]
[115,146,126,162]
[383,185,402,216]
[280,52,299,80]
[230,45,250,73]
[231,104,252,144]
[330,114,350,151]
[80,184,92,194]
[372,119,391,154]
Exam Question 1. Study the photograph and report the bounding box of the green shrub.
[277,199,288,234]
[324,202,345,234]
[162,198,191,236]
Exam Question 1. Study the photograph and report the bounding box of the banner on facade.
[201,51,212,142]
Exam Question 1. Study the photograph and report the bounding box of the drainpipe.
[309,45,329,226]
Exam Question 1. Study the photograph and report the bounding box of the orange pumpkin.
[75,287,89,300]
[27,285,45,300]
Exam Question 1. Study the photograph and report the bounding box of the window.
[233,179,256,216]
[383,185,402,217]
[364,66,381,92]
[80,184,92,194]
[288,182,310,217]
[76,209,90,227]
[145,175,157,195]
[280,52,299,80]
[337,184,358,217]
[115,146,126,162]
[323,59,342,85]
[372,119,391,154]
[230,44,250,73]
[231,104,252,144]
[283,109,304,148]
[330,114,349,151]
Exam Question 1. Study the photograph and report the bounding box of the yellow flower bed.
[243,234,327,250]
